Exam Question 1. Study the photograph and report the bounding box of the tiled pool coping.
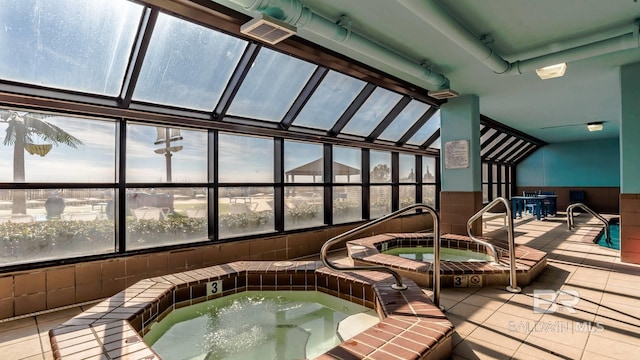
[49,261,453,360]
[347,233,548,288]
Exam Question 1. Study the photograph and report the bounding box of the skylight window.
[292,70,366,130]
[341,88,402,136]
[378,100,430,141]
[226,48,316,122]
[0,0,142,96]
[132,12,248,111]
[407,110,440,145]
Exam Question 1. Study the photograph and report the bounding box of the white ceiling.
[213,0,640,143]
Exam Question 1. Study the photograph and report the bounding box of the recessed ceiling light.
[587,122,603,132]
[535,63,567,79]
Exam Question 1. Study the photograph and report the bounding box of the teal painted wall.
[517,138,620,187]
[620,62,640,193]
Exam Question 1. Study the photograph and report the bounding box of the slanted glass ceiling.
[479,120,545,165]
[0,0,443,152]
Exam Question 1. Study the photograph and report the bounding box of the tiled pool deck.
[2,213,640,359]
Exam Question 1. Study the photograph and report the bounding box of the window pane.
[0,188,115,267]
[341,88,402,136]
[498,139,524,161]
[284,141,323,183]
[285,186,323,230]
[370,151,391,183]
[481,128,497,143]
[218,187,274,238]
[333,146,361,183]
[407,110,440,145]
[399,154,415,183]
[370,186,391,219]
[430,137,441,149]
[227,48,316,122]
[293,71,366,130]
[127,124,207,183]
[0,0,142,96]
[481,133,508,156]
[126,187,208,250]
[482,184,489,203]
[133,13,247,111]
[219,133,273,183]
[399,185,416,208]
[378,100,430,141]
[482,163,489,182]
[422,157,436,183]
[333,186,362,224]
[422,185,436,208]
[0,109,116,183]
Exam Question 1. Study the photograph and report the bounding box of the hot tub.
[49,260,454,360]
[348,233,547,288]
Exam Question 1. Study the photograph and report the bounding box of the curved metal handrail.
[566,203,611,246]
[467,197,521,293]
[320,203,441,306]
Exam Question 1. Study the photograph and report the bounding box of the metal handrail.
[467,197,521,293]
[566,203,611,246]
[320,203,442,306]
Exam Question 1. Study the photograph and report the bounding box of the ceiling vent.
[427,88,459,100]
[240,14,297,45]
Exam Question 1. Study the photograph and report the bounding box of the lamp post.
[154,127,183,182]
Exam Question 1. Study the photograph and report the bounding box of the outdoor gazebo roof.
[285,158,360,176]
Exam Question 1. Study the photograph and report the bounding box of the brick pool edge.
[49,260,453,360]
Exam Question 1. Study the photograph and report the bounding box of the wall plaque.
[444,139,469,169]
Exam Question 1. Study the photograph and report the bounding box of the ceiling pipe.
[225,0,451,89]
[397,0,640,75]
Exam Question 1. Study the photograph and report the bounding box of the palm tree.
[1,110,84,214]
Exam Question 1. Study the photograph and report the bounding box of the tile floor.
[1,213,639,360]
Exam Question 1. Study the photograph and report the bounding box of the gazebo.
[285,158,361,182]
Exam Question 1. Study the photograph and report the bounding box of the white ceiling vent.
[240,14,297,45]
[427,88,459,100]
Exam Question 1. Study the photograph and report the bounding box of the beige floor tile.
[0,326,39,347]
[447,313,481,337]
[495,301,543,322]
[447,302,496,323]
[467,325,523,351]
[0,336,43,360]
[460,294,505,311]
[585,332,640,359]
[581,350,618,360]
[0,318,37,333]
[512,342,579,360]
[470,286,516,301]
[452,336,516,360]
[34,308,82,324]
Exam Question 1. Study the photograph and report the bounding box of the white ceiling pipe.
[225,0,451,89]
[397,0,640,75]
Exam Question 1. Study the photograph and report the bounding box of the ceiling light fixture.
[535,63,567,79]
[587,122,603,132]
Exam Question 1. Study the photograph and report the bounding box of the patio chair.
[132,206,166,220]
[186,208,207,218]
[522,191,539,216]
